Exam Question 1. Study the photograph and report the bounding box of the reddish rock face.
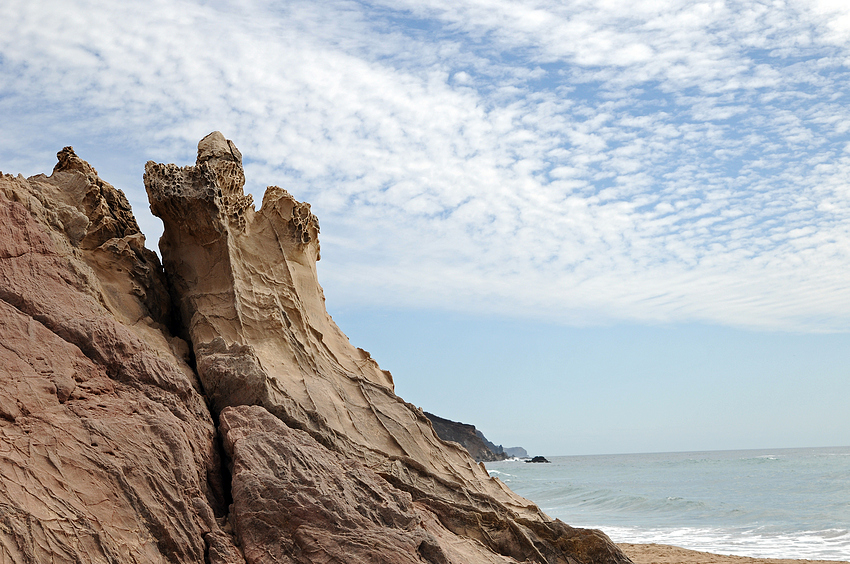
[0,157,243,563]
[0,138,632,564]
[221,404,453,564]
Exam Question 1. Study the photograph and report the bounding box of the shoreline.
[618,543,849,564]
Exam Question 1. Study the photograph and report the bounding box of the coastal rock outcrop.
[0,135,632,564]
[144,133,525,510]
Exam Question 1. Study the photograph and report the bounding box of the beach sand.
[618,543,849,564]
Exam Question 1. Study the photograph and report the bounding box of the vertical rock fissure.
[210,412,234,515]
[201,411,242,564]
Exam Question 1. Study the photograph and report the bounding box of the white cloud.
[2,0,850,331]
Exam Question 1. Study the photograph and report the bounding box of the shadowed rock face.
[0,136,632,564]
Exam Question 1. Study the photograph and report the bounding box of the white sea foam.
[596,525,850,560]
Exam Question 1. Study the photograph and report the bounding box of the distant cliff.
[424,412,508,462]
[0,133,632,564]
[425,412,531,462]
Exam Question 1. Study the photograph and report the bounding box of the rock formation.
[0,133,633,564]
[425,411,508,462]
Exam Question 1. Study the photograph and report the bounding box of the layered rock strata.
[0,136,632,564]
[221,404,522,564]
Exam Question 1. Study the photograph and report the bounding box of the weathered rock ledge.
[0,134,632,564]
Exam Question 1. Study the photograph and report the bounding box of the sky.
[1,0,849,455]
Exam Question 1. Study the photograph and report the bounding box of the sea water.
[487,446,850,560]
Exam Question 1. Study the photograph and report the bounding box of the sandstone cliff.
[0,134,632,564]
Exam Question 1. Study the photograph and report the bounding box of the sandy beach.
[618,544,849,564]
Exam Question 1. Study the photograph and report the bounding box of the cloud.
[2,0,850,331]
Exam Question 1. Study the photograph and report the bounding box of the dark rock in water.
[0,134,633,564]
[425,411,508,462]
[527,456,551,463]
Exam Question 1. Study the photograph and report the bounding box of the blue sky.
[2,0,849,454]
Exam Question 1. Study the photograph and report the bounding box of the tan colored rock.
[145,132,517,494]
[0,154,243,563]
[145,132,632,564]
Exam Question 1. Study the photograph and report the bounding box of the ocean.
[486,446,850,561]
